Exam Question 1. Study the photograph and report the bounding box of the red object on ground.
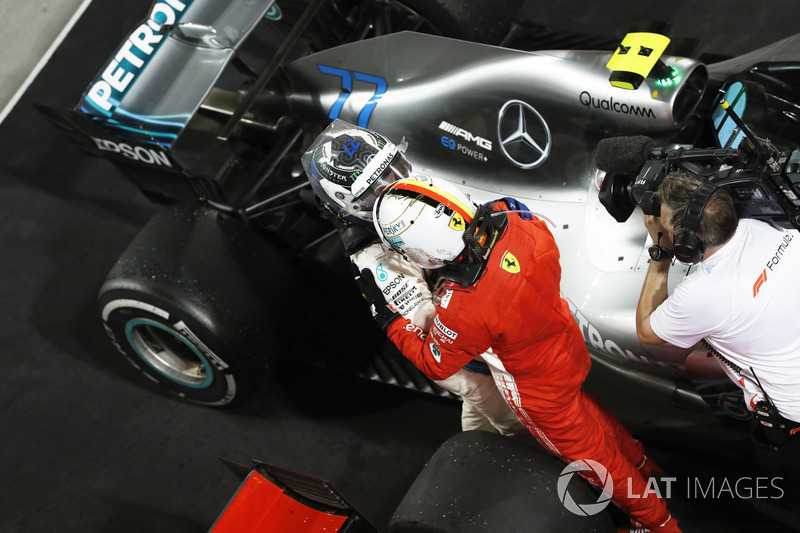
[210,469,348,533]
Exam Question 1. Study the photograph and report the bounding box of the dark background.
[1,1,799,531]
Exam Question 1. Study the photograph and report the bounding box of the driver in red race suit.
[301,119,530,439]
[361,177,681,532]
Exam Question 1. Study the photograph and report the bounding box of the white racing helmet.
[374,177,510,286]
[373,176,479,269]
[301,119,411,225]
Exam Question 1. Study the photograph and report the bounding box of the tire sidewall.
[99,289,259,407]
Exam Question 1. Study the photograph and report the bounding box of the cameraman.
[636,170,800,488]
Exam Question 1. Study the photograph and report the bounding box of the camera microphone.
[595,136,661,223]
[594,135,656,176]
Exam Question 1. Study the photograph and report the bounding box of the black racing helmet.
[301,119,412,225]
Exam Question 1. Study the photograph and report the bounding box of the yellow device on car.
[606,22,672,90]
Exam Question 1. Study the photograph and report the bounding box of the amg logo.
[439,120,492,150]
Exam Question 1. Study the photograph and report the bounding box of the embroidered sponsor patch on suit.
[404,323,427,339]
[440,289,453,309]
[501,251,520,273]
[432,315,458,345]
[429,342,442,363]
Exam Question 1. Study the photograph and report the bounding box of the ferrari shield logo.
[501,251,520,273]
[449,213,465,230]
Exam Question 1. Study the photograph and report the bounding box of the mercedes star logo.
[497,99,551,169]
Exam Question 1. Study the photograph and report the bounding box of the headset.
[671,180,719,264]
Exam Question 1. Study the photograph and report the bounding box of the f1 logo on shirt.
[755,232,794,297]
[753,269,767,298]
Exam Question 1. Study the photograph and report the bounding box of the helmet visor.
[353,148,411,208]
[301,119,411,224]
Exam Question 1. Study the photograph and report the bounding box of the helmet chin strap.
[437,204,508,287]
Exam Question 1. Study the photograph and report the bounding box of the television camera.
[595,96,800,232]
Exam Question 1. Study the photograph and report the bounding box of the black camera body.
[597,134,800,231]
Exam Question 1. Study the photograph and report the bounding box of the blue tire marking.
[125,318,214,389]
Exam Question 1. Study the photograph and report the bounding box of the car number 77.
[318,65,388,128]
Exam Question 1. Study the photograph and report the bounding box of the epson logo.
[382,273,406,295]
[92,137,173,167]
[439,120,492,150]
[86,0,189,113]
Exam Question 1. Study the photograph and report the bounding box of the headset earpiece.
[672,180,717,265]
[672,232,705,264]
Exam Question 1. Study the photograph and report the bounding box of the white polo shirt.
[651,219,800,423]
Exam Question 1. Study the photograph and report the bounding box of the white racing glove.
[351,242,435,328]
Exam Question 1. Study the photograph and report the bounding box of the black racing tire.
[389,431,616,533]
[98,204,302,408]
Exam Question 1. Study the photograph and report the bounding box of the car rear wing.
[38,0,319,206]
[78,0,276,145]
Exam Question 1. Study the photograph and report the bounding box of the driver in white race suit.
[301,119,529,439]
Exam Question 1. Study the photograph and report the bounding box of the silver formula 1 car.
[38,0,800,418]
[37,0,800,529]
[39,0,800,471]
